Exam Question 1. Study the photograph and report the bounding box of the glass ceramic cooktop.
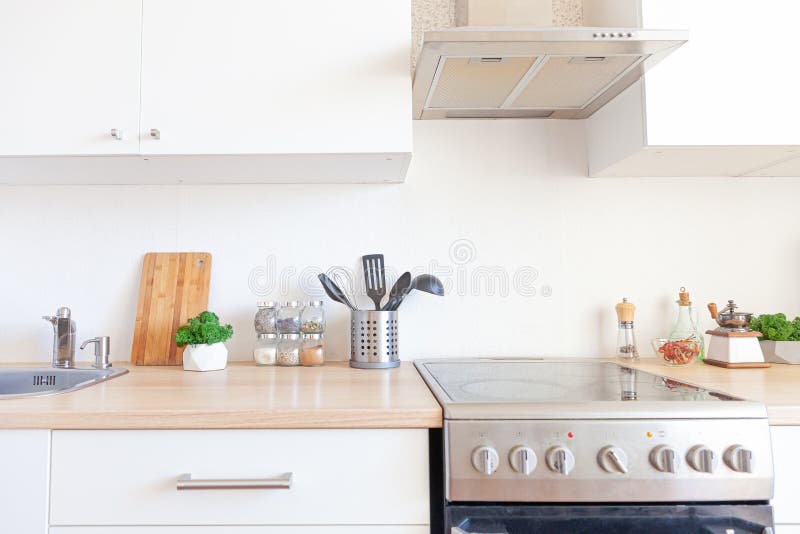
[420,360,740,404]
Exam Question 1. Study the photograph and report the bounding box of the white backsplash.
[2,119,799,364]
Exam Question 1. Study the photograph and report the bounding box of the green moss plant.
[174,311,234,347]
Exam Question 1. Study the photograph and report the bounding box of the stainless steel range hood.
[413,26,687,119]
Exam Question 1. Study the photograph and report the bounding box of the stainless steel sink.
[0,367,128,398]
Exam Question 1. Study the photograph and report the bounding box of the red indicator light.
[567,432,574,438]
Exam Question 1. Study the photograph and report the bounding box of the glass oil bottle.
[661,287,704,366]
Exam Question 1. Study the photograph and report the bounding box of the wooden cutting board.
[132,252,212,365]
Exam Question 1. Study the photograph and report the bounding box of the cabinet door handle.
[111,128,123,140]
[176,472,293,491]
[149,128,161,140]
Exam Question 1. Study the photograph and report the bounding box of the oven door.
[447,503,774,534]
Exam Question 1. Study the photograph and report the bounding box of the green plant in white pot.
[750,314,800,364]
[174,311,234,371]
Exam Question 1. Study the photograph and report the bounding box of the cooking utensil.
[411,273,444,296]
[132,252,211,366]
[382,271,411,311]
[708,299,753,331]
[317,273,357,311]
[362,254,386,310]
[388,274,445,310]
[330,268,358,311]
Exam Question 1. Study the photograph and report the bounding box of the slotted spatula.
[362,254,386,310]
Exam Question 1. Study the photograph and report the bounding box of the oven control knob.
[650,445,680,473]
[471,446,500,475]
[509,446,537,475]
[545,446,575,476]
[598,446,628,474]
[724,445,754,473]
[687,445,719,473]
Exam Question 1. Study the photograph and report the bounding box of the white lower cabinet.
[771,426,800,531]
[0,430,50,534]
[50,429,429,528]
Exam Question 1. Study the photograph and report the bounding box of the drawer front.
[51,430,429,526]
[51,528,429,533]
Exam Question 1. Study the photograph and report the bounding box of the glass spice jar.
[253,333,278,366]
[301,300,325,334]
[277,301,301,334]
[254,301,278,334]
[277,333,301,366]
[300,333,325,366]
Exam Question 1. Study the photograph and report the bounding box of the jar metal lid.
[257,333,278,340]
[279,333,301,340]
[302,333,324,340]
[306,300,324,307]
[283,301,301,308]
[257,301,277,308]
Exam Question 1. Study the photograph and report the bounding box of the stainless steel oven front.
[441,418,774,534]
[416,359,775,534]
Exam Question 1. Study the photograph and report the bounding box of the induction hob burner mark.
[458,378,571,402]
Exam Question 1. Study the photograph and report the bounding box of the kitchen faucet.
[42,307,112,369]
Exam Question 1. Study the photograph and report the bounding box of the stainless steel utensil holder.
[350,310,399,369]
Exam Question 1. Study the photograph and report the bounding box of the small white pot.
[183,342,228,371]
[761,340,800,364]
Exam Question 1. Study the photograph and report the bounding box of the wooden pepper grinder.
[615,297,639,361]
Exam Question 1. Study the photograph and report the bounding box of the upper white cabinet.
[0,0,142,156]
[0,0,412,183]
[641,1,800,147]
[587,0,800,177]
[140,0,411,157]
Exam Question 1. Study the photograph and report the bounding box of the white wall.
[2,120,800,364]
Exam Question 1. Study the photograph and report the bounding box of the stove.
[415,358,774,534]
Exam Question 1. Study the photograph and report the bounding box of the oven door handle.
[452,528,508,534]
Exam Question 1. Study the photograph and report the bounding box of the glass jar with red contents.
[660,287,703,366]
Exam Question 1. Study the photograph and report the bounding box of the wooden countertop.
[627,358,800,425]
[5,357,797,429]
[0,361,443,430]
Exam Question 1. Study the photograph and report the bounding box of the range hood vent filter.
[511,54,641,108]
[428,57,536,108]
[413,28,688,119]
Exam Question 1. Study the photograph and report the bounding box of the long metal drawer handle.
[176,473,293,491]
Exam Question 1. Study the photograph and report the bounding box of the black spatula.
[362,254,386,310]
[382,271,411,311]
